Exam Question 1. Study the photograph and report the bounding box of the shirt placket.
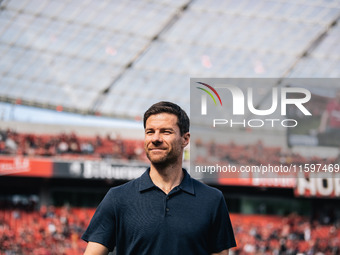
[164,187,180,216]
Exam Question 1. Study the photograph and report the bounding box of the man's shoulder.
[190,176,223,198]
[106,175,141,197]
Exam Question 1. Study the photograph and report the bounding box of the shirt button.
[166,208,170,212]
[166,196,169,200]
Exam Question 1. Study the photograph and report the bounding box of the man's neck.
[149,164,184,195]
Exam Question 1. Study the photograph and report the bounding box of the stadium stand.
[1,128,339,253]
[230,213,339,254]
[193,138,338,168]
[0,208,338,255]
[1,0,340,254]
[1,0,340,119]
[1,128,338,169]
[0,128,147,161]
[0,206,93,255]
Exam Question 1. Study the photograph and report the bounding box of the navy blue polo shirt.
[82,169,236,255]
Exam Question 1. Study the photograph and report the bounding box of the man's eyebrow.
[145,127,175,131]
[160,127,175,131]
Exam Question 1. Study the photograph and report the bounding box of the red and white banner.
[295,177,340,198]
[0,156,53,177]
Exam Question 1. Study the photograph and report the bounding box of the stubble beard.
[146,148,180,168]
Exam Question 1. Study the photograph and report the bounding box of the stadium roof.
[0,0,340,121]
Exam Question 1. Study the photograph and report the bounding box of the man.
[82,101,236,255]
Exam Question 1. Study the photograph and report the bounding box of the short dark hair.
[143,101,190,135]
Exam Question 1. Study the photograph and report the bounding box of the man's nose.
[152,132,162,143]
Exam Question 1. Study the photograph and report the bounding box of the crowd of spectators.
[2,128,338,169]
[0,128,146,161]
[194,138,339,167]
[0,205,91,255]
[231,213,339,255]
[1,130,339,254]
[0,205,338,255]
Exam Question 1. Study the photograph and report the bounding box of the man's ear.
[181,132,190,148]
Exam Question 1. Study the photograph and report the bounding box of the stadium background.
[0,0,340,254]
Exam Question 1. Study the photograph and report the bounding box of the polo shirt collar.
[138,168,155,192]
[138,168,195,195]
[179,169,195,195]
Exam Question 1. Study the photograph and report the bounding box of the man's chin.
[148,157,167,165]
[148,155,179,168]
[147,154,169,165]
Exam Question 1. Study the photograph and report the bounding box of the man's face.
[144,113,189,166]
